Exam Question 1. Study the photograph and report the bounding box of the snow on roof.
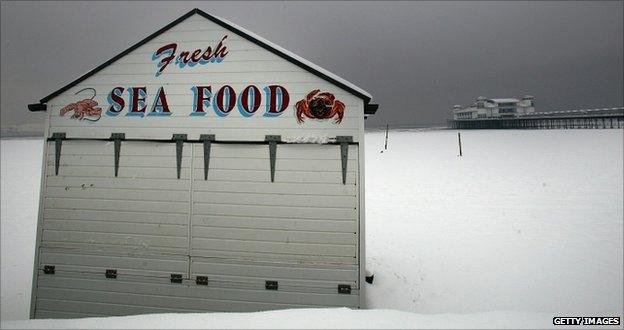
[212,14,373,100]
[490,98,519,103]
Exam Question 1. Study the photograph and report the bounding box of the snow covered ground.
[0,308,564,329]
[364,129,623,316]
[1,129,623,328]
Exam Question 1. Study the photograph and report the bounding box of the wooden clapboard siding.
[46,176,188,191]
[39,241,185,256]
[193,204,357,223]
[192,192,356,208]
[44,209,188,225]
[193,180,357,196]
[195,144,358,160]
[194,169,356,184]
[192,215,357,232]
[193,157,357,172]
[190,249,357,266]
[191,258,358,283]
[46,154,189,168]
[46,187,189,202]
[192,238,355,257]
[44,197,188,213]
[49,116,361,130]
[36,277,359,307]
[45,15,363,142]
[189,143,359,294]
[53,71,347,85]
[42,230,188,251]
[190,257,358,293]
[47,165,190,179]
[46,140,177,156]
[191,227,356,244]
[45,140,192,179]
[51,83,360,100]
[40,140,191,257]
[38,249,188,278]
[52,128,360,142]
[38,140,359,282]
[43,219,187,237]
[35,272,358,317]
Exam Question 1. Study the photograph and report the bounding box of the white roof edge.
[211,13,373,101]
[490,98,520,103]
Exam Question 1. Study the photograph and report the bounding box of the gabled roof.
[29,8,377,114]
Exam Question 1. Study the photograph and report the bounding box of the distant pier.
[449,107,624,129]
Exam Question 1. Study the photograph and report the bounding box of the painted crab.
[295,89,345,124]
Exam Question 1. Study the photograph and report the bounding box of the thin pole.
[384,124,389,150]
[458,132,463,157]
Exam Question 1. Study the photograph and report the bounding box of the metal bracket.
[105,269,117,279]
[265,135,281,182]
[170,274,183,283]
[338,284,352,294]
[199,134,215,180]
[265,280,278,290]
[196,276,208,285]
[51,133,66,176]
[110,133,125,177]
[43,265,55,274]
[172,134,187,179]
[336,136,353,185]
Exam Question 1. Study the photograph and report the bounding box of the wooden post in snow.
[458,132,463,157]
[384,124,389,150]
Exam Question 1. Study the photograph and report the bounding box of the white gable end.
[46,13,366,142]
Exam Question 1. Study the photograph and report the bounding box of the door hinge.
[110,133,125,177]
[336,136,352,184]
[338,284,352,294]
[265,280,278,290]
[170,274,183,283]
[105,269,117,279]
[43,265,55,274]
[51,132,66,176]
[196,276,208,285]
[172,134,187,179]
[200,134,215,180]
[265,135,281,182]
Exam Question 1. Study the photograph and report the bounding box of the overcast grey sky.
[1,1,622,130]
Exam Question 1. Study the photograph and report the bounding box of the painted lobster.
[295,89,345,124]
[59,88,102,122]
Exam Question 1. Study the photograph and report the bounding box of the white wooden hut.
[27,8,378,318]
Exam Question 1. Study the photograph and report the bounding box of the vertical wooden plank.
[187,143,194,278]
[357,101,365,308]
[31,112,52,319]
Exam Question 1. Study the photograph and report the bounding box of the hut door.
[188,142,360,309]
[34,139,192,318]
